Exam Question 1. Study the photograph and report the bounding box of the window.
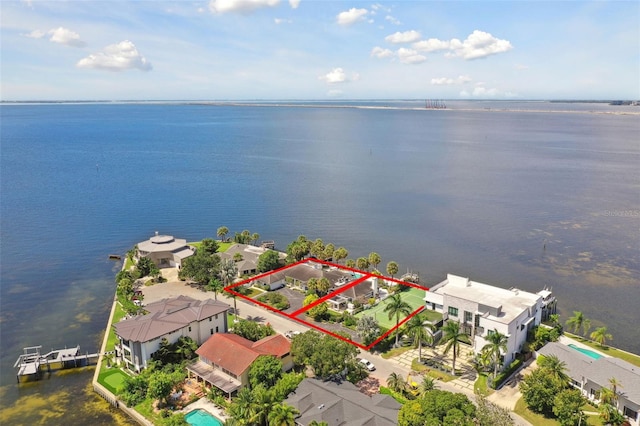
[210,328,214,335]
[488,329,495,337]
[215,314,218,319]
[209,317,212,322]
[464,311,472,323]
[216,326,219,333]
[623,406,638,420]
[474,315,480,327]
[448,307,458,317]
[188,326,192,332]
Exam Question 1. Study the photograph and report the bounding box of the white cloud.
[77,40,152,72]
[413,30,512,60]
[274,18,292,24]
[385,15,401,25]
[288,0,300,9]
[431,75,472,85]
[336,8,368,26]
[413,38,451,53]
[514,63,529,70]
[385,30,421,44]
[452,30,512,59]
[370,46,394,59]
[24,29,46,39]
[396,48,426,64]
[209,0,280,14]
[319,67,359,84]
[48,27,86,48]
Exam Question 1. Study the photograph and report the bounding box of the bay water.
[1,101,638,424]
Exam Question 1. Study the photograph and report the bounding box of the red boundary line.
[224,258,430,351]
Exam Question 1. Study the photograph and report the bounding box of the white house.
[424,274,549,366]
[114,295,230,372]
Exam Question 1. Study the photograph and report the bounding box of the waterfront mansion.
[424,274,557,367]
[114,295,230,372]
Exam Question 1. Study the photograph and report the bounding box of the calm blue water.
[1,101,639,423]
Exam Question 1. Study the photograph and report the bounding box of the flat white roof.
[138,235,189,253]
[433,274,541,324]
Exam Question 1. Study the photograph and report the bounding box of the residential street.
[141,275,531,425]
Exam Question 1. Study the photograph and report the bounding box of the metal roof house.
[285,378,401,426]
[538,342,639,426]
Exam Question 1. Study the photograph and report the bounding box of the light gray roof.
[285,379,400,426]
[138,234,189,253]
[538,342,640,404]
[114,296,230,343]
[260,262,352,285]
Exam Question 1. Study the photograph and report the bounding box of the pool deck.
[558,335,610,358]
[180,397,229,422]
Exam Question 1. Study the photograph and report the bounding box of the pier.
[14,345,100,382]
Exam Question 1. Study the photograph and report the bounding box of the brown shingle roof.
[114,296,230,343]
[196,333,291,377]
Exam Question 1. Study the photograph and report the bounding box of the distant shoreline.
[2,100,639,115]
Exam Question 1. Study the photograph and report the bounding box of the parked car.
[359,358,376,371]
[285,330,301,339]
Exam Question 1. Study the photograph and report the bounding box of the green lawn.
[355,287,426,329]
[474,374,493,396]
[514,397,605,426]
[98,368,129,394]
[106,302,127,351]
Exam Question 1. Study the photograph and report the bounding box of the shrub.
[256,292,290,310]
[492,358,523,389]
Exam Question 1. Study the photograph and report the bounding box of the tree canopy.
[397,390,476,426]
[178,249,221,285]
[290,331,359,380]
[249,356,283,389]
[257,250,283,273]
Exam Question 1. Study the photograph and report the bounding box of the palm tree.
[345,259,356,268]
[206,278,224,300]
[405,313,434,362]
[608,377,622,405]
[383,294,413,346]
[356,257,370,271]
[481,329,508,379]
[419,376,435,395]
[386,372,406,394]
[566,311,591,336]
[590,326,613,347]
[217,226,229,242]
[267,403,298,426]
[229,387,253,422]
[221,259,239,318]
[538,354,568,382]
[368,252,382,271]
[248,385,274,426]
[386,261,399,279]
[252,233,260,246]
[441,321,470,375]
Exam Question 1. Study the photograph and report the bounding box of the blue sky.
[1,0,638,100]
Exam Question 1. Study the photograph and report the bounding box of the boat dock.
[14,345,100,382]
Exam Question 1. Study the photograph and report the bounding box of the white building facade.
[424,274,548,367]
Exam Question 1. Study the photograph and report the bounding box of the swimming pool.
[185,409,223,426]
[568,344,603,360]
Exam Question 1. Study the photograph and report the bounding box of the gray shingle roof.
[114,296,230,343]
[285,379,400,426]
[538,342,640,405]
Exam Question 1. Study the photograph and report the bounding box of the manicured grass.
[422,309,443,323]
[474,373,493,396]
[565,332,640,367]
[98,368,129,394]
[355,287,426,329]
[381,346,414,359]
[217,242,233,252]
[106,302,127,351]
[514,398,559,426]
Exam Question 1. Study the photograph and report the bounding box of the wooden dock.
[14,345,100,382]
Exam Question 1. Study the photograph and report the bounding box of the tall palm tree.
[608,377,622,405]
[229,387,253,423]
[386,372,406,394]
[267,403,298,426]
[221,259,239,318]
[481,329,508,379]
[405,313,434,362]
[441,321,470,375]
[368,252,381,271]
[566,311,591,336]
[590,326,613,347]
[538,354,569,383]
[217,226,229,242]
[252,233,260,246]
[383,294,413,346]
[386,261,399,279]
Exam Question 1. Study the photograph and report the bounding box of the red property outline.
[224,258,430,351]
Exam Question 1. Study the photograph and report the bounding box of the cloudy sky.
[1,0,638,100]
